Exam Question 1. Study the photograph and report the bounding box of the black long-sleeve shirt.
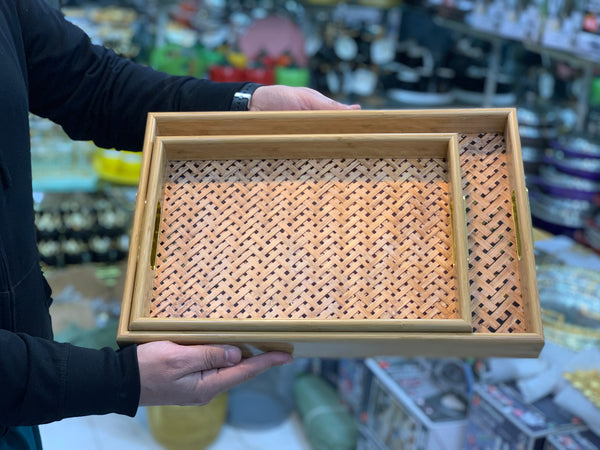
[0,0,245,433]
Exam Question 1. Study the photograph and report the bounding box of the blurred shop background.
[34,0,600,449]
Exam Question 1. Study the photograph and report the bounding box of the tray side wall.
[119,114,156,340]
[153,109,510,136]
[447,135,471,325]
[117,329,544,358]
[504,110,543,337]
[161,133,455,160]
[131,139,168,323]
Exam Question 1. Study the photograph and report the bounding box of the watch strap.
[230,82,262,111]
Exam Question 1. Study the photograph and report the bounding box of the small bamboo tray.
[131,133,470,334]
[118,109,544,358]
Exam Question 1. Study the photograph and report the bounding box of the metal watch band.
[230,82,262,111]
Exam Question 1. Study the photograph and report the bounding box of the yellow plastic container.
[93,149,142,185]
[147,392,228,450]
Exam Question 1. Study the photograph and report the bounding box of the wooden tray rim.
[116,329,544,359]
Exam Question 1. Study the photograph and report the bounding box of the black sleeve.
[20,0,245,151]
[0,330,139,426]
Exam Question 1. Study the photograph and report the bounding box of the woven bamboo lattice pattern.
[459,133,525,333]
[151,157,461,321]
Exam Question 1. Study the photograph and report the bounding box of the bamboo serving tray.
[118,109,544,358]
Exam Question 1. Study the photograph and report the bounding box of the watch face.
[334,35,358,61]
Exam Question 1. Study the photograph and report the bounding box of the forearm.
[0,330,139,427]
[34,48,245,151]
[22,0,244,151]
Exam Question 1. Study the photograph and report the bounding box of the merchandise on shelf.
[386,38,457,106]
[553,353,600,437]
[93,148,142,186]
[149,41,211,78]
[147,394,228,450]
[472,315,600,437]
[530,133,600,236]
[542,0,584,51]
[30,115,99,192]
[153,1,313,86]
[362,358,471,450]
[61,0,589,123]
[337,359,372,420]
[544,429,600,450]
[465,0,587,56]
[582,211,600,252]
[540,265,600,350]
[35,191,134,267]
[294,373,358,450]
[465,383,586,450]
[517,104,561,175]
[63,5,141,58]
[575,0,600,58]
[227,361,301,430]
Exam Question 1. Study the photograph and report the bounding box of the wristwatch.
[230,82,262,111]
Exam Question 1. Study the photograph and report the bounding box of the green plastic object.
[275,67,310,87]
[149,43,216,78]
[293,374,358,450]
[591,77,600,107]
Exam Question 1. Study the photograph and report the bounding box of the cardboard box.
[574,0,600,58]
[544,429,600,450]
[466,383,586,450]
[364,357,469,450]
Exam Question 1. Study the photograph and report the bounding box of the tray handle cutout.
[450,196,457,267]
[150,202,161,270]
[511,191,522,261]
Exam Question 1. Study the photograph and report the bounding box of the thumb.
[199,351,294,394]
[179,345,243,372]
[296,87,361,110]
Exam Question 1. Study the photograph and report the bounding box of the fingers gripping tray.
[118,109,543,358]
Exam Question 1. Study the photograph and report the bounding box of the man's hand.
[137,341,292,406]
[249,85,361,111]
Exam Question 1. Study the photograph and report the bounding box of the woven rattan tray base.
[118,109,544,358]
[154,159,455,321]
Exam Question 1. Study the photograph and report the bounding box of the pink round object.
[238,15,307,67]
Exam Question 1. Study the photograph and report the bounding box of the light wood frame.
[118,109,544,358]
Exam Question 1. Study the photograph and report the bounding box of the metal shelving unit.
[432,13,598,132]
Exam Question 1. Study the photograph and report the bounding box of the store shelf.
[429,12,598,132]
[433,14,600,66]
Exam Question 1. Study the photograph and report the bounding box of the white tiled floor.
[39,409,311,450]
[40,412,161,450]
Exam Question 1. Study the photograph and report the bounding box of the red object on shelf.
[209,65,275,85]
[208,65,246,82]
[245,67,275,85]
